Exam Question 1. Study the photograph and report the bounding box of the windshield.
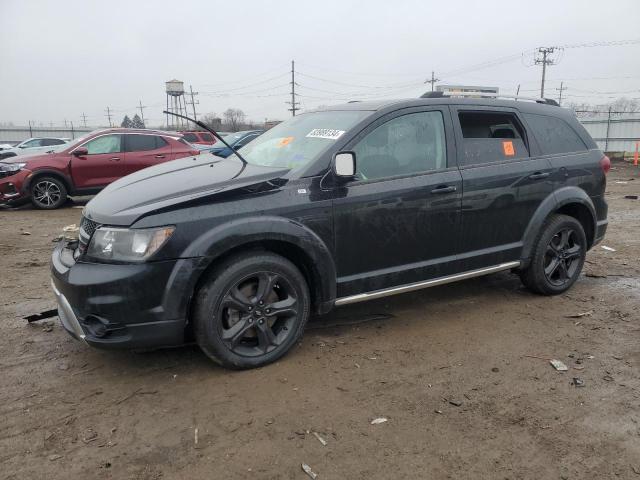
[224,132,250,145]
[229,110,369,169]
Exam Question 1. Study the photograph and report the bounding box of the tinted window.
[523,113,587,155]
[201,133,214,142]
[353,111,447,181]
[84,135,121,154]
[182,133,199,142]
[41,138,64,146]
[125,134,160,152]
[458,111,528,166]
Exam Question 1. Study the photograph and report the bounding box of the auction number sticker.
[306,128,345,140]
[502,140,515,156]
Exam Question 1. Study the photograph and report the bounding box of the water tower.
[165,79,187,130]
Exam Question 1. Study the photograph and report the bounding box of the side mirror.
[334,151,356,177]
[73,147,88,156]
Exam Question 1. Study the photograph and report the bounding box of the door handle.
[109,157,120,161]
[431,185,457,194]
[155,155,166,159]
[529,172,550,180]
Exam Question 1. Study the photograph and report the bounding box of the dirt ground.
[1,161,639,480]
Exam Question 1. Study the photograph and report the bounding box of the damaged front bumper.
[50,241,205,350]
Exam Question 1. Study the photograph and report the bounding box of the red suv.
[0,128,199,209]
[180,131,217,145]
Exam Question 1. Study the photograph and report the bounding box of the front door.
[71,134,125,188]
[332,108,462,298]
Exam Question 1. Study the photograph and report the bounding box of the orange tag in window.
[503,140,515,156]
[278,136,294,147]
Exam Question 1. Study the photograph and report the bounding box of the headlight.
[0,162,27,173]
[87,226,175,262]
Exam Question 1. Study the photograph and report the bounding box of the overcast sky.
[1,0,639,127]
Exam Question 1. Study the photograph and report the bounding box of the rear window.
[523,113,587,155]
[125,134,161,152]
[200,133,214,142]
[182,133,199,142]
[458,111,529,166]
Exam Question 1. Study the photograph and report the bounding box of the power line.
[286,60,300,116]
[186,86,199,121]
[425,71,440,91]
[556,81,567,106]
[105,107,113,127]
[137,100,146,127]
[535,46,560,97]
[81,112,88,127]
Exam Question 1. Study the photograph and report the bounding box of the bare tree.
[201,113,222,130]
[222,108,246,131]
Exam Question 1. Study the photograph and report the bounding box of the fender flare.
[23,169,74,195]
[170,216,337,317]
[521,186,597,261]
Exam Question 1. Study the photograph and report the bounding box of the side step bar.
[334,261,521,306]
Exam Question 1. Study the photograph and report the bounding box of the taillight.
[600,155,611,175]
[191,150,200,156]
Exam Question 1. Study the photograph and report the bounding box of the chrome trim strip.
[51,280,86,342]
[334,261,521,306]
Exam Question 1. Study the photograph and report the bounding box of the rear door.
[332,107,462,297]
[451,106,553,270]
[71,134,124,188]
[122,134,173,175]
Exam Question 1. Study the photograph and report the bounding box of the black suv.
[50,96,609,369]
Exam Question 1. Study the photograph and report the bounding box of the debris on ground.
[20,231,31,236]
[564,311,593,318]
[24,309,58,323]
[601,245,616,252]
[448,399,463,407]
[370,417,388,425]
[312,431,327,446]
[624,195,639,200]
[48,454,63,461]
[550,359,569,371]
[434,409,443,414]
[301,463,318,479]
[572,377,585,387]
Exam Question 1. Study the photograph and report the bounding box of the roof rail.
[420,90,559,106]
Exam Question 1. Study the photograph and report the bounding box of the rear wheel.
[194,252,310,369]
[30,176,67,209]
[520,214,587,295]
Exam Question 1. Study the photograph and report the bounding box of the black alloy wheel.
[30,177,67,209]
[543,227,583,287]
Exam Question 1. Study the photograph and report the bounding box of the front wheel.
[194,252,310,369]
[520,214,587,295]
[30,176,67,209]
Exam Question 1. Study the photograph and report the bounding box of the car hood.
[1,149,66,165]
[84,153,291,225]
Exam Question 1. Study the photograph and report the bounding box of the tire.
[194,251,310,369]
[30,176,68,209]
[520,214,587,295]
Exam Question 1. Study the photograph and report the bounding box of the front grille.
[80,216,99,238]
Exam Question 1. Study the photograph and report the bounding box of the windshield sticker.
[278,136,295,147]
[306,129,345,140]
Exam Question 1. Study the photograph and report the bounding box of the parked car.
[0,137,70,159]
[50,95,608,369]
[0,128,199,209]
[208,130,264,158]
[180,131,217,146]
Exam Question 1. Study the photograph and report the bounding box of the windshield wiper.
[163,111,248,165]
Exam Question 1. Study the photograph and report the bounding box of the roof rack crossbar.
[420,91,559,106]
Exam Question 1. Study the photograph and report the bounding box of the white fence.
[579,114,640,153]
[0,126,95,145]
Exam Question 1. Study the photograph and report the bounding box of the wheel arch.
[25,169,73,195]
[521,187,597,264]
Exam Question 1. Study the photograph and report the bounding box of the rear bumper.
[50,243,208,350]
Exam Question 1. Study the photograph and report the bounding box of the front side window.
[523,113,587,155]
[353,111,447,181]
[84,135,122,154]
[21,139,42,148]
[458,111,528,166]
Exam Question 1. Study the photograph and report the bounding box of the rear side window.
[200,133,214,142]
[523,113,587,155]
[182,133,199,142]
[458,111,528,166]
[125,134,161,152]
[41,138,64,146]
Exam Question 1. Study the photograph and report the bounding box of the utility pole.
[605,106,612,152]
[137,100,147,127]
[105,107,113,127]
[287,60,299,116]
[425,71,440,92]
[186,87,199,121]
[81,112,88,128]
[70,121,75,139]
[556,81,567,106]
[535,47,557,98]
